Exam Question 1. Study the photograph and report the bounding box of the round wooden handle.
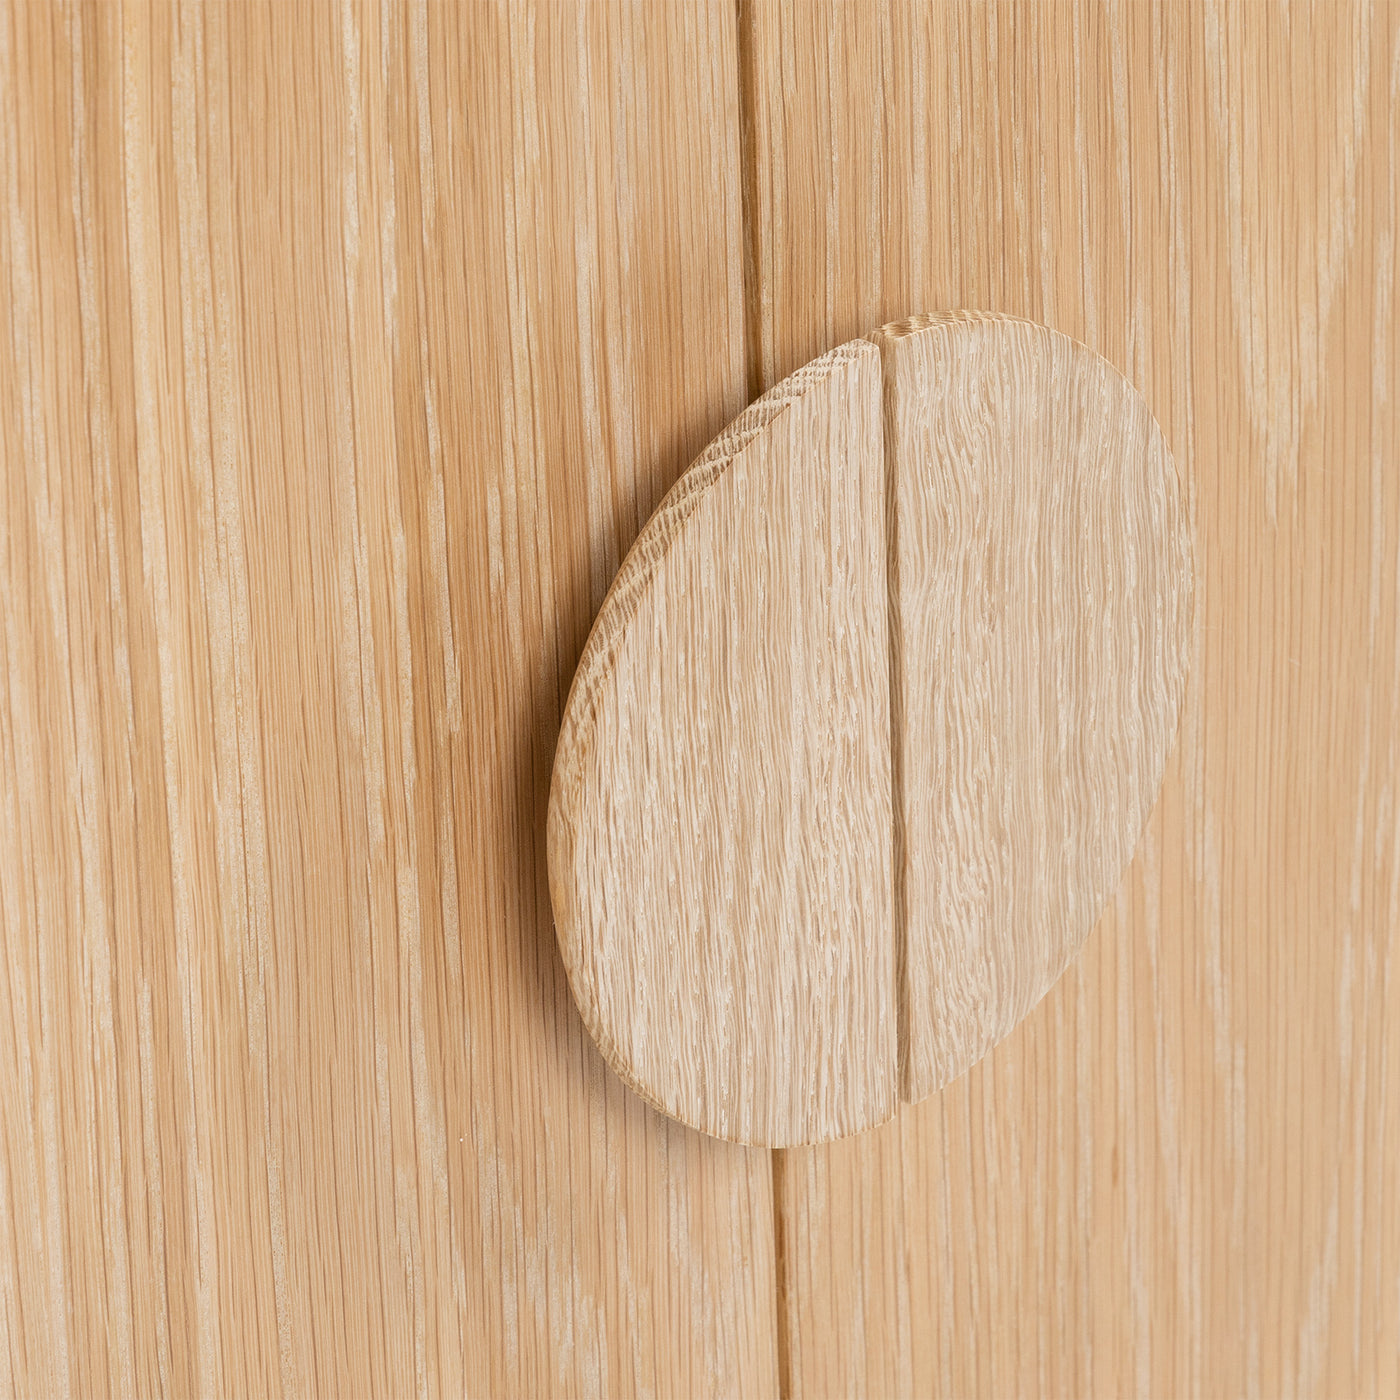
[548,312,1192,1147]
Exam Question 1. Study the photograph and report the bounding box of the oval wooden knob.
[548,312,1192,1147]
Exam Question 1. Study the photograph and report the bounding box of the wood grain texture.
[878,311,1191,1104]
[745,1,1400,1396]
[550,340,896,1147]
[4,0,1396,1393]
[0,2,778,1396]
[551,311,1189,1146]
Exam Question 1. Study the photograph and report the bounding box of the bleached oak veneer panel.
[875,312,1192,1103]
[749,6,1400,1393]
[549,341,897,1147]
[0,5,781,1393]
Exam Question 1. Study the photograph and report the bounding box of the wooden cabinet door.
[2,3,1395,1395]
[0,5,773,1395]
[747,5,1400,1396]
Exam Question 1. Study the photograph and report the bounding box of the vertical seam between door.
[734,3,791,1397]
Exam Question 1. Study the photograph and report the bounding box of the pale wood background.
[1,2,1396,1398]
[746,3,1400,1397]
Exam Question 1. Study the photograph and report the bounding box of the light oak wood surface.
[0,3,777,1396]
[3,1,1396,1396]
[745,2,1400,1396]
